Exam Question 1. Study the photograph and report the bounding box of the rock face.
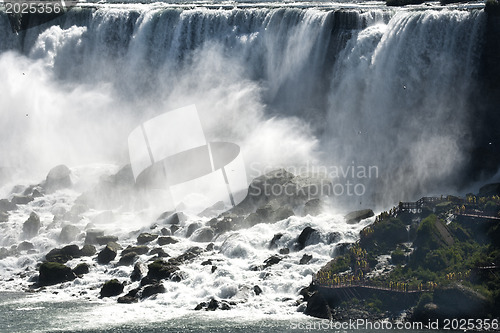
[299,254,313,265]
[38,262,76,286]
[97,242,121,264]
[344,209,374,224]
[479,183,500,197]
[100,279,124,297]
[44,165,72,193]
[146,260,179,281]
[22,212,40,239]
[304,198,323,216]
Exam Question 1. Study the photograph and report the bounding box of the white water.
[0,2,491,328]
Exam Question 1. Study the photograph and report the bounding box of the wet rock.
[171,247,204,264]
[299,286,313,301]
[73,263,90,275]
[157,237,178,246]
[122,245,149,256]
[194,302,206,310]
[160,228,171,236]
[207,298,219,311]
[170,225,179,234]
[59,225,81,243]
[80,244,96,257]
[147,259,179,280]
[201,259,212,266]
[344,209,374,224]
[242,200,294,227]
[118,252,138,266]
[100,279,124,297]
[198,201,226,217]
[22,212,40,239]
[17,241,34,252]
[170,270,188,282]
[305,291,331,320]
[186,222,202,237]
[333,243,352,256]
[295,227,320,251]
[97,242,121,264]
[326,232,342,244]
[149,248,169,258]
[263,255,282,269]
[44,165,72,193]
[211,266,217,273]
[38,262,76,286]
[0,247,10,259]
[254,285,263,295]
[131,262,146,282]
[279,248,290,255]
[299,254,313,265]
[269,233,283,249]
[141,283,165,299]
[117,295,139,304]
[157,211,181,225]
[479,183,500,197]
[11,195,34,205]
[137,233,158,245]
[85,229,105,245]
[206,243,214,251]
[45,244,81,263]
[191,227,214,242]
[96,235,119,245]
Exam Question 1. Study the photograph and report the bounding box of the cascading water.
[0,3,497,332]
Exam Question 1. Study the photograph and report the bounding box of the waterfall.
[0,5,493,208]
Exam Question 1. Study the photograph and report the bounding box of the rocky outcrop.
[73,263,90,275]
[97,242,121,264]
[305,291,331,319]
[45,244,81,263]
[344,209,374,224]
[137,233,158,244]
[191,227,214,242]
[141,283,165,299]
[100,279,124,297]
[295,227,320,251]
[38,262,76,286]
[44,165,72,193]
[157,237,178,246]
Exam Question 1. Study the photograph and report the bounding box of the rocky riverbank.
[305,186,500,327]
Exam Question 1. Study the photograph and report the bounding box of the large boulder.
[295,227,321,251]
[305,291,331,319]
[157,237,178,246]
[191,227,214,243]
[141,283,166,299]
[0,211,8,222]
[73,263,90,275]
[122,245,149,256]
[100,279,124,297]
[146,260,179,280]
[44,165,72,193]
[80,244,96,257]
[232,169,332,215]
[97,242,121,264]
[45,244,81,263]
[303,198,323,216]
[0,199,17,212]
[118,252,138,266]
[85,229,105,244]
[38,262,76,286]
[22,212,40,239]
[344,209,374,224]
[137,233,158,245]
